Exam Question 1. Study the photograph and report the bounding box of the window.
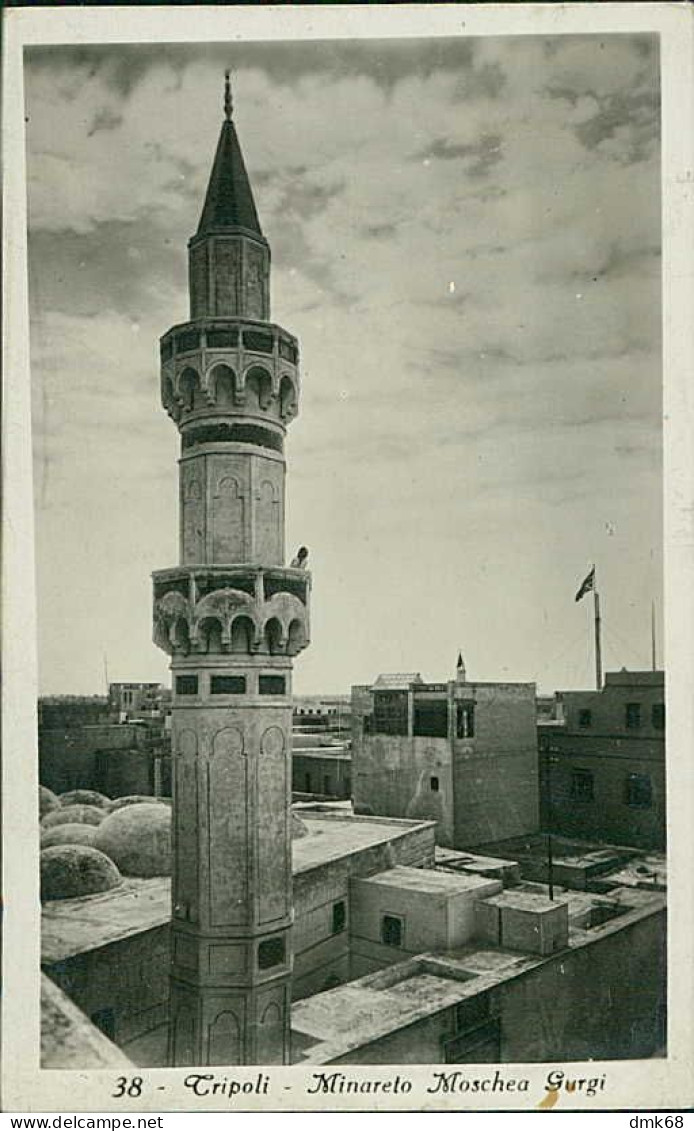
[373,691,408,736]
[625,702,641,729]
[332,901,346,934]
[456,702,475,738]
[413,699,448,738]
[323,775,331,796]
[430,776,440,792]
[210,675,246,695]
[304,772,312,793]
[381,914,404,948]
[578,708,592,728]
[259,675,285,696]
[626,773,652,809]
[652,703,665,730]
[176,675,198,696]
[570,768,594,802]
[258,936,286,970]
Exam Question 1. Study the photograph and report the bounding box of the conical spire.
[195,72,263,237]
[456,651,466,682]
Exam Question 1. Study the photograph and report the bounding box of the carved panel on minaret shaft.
[208,1009,242,1066]
[245,241,269,321]
[188,243,208,321]
[173,727,200,924]
[172,1004,195,1067]
[207,455,250,562]
[181,463,205,564]
[208,725,249,927]
[214,241,241,315]
[211,475,246,562]
[188,236,270,321]
[255,461,284,565]
[258,723,290,924]
[256,995,286,1065]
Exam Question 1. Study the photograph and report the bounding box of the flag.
[575,565,595,603]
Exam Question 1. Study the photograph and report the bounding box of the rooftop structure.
[352,664,539,848]
[292,871,665,1065]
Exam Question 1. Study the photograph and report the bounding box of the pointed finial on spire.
[224,70,233,121]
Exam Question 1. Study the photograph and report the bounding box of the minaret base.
[168,975,291,1065]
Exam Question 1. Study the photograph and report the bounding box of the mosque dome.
[42,804,105,829]
[40,845,122,901]
[94,803,171,877]
[41,824,99,850]
[40,785,60,820]
[60,789,111,810]
[107,795,170,812]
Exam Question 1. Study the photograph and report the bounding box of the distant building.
[538,670,665,850]
[293,695,351,734]
[39,722,169,799]
[38,696,108,730]
[108,682,171,723]
[292,750,351,800]
[351,668,539,848]
[39,685,172,799]
[292,695,351,799]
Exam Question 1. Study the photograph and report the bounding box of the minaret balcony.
[152,564,311,658]
[160,319,300,428]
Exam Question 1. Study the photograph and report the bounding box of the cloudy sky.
[25,33,662,696]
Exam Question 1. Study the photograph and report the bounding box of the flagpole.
[593,586,602,691]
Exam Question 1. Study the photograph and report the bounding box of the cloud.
[24,34,663,694]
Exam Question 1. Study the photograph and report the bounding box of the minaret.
[152,74,309,1066]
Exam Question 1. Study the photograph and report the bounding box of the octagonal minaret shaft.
[153,76,309,1066]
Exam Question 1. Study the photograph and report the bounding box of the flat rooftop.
[293,811,433,876]
[291,886,666,1064]
[354,864,497,896]
[293,969,476,1046]
[42,810,434,963]
[482,888,565,913]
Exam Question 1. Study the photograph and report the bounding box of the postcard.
[3,2,693,1114]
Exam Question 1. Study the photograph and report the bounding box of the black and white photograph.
[3,2,693,1114]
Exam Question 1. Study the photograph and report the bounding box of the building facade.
[152,77,309,1066]
[292,751,351,800]
[538,670,666,850]
[108,682,170,722]
[351,670,539,848]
